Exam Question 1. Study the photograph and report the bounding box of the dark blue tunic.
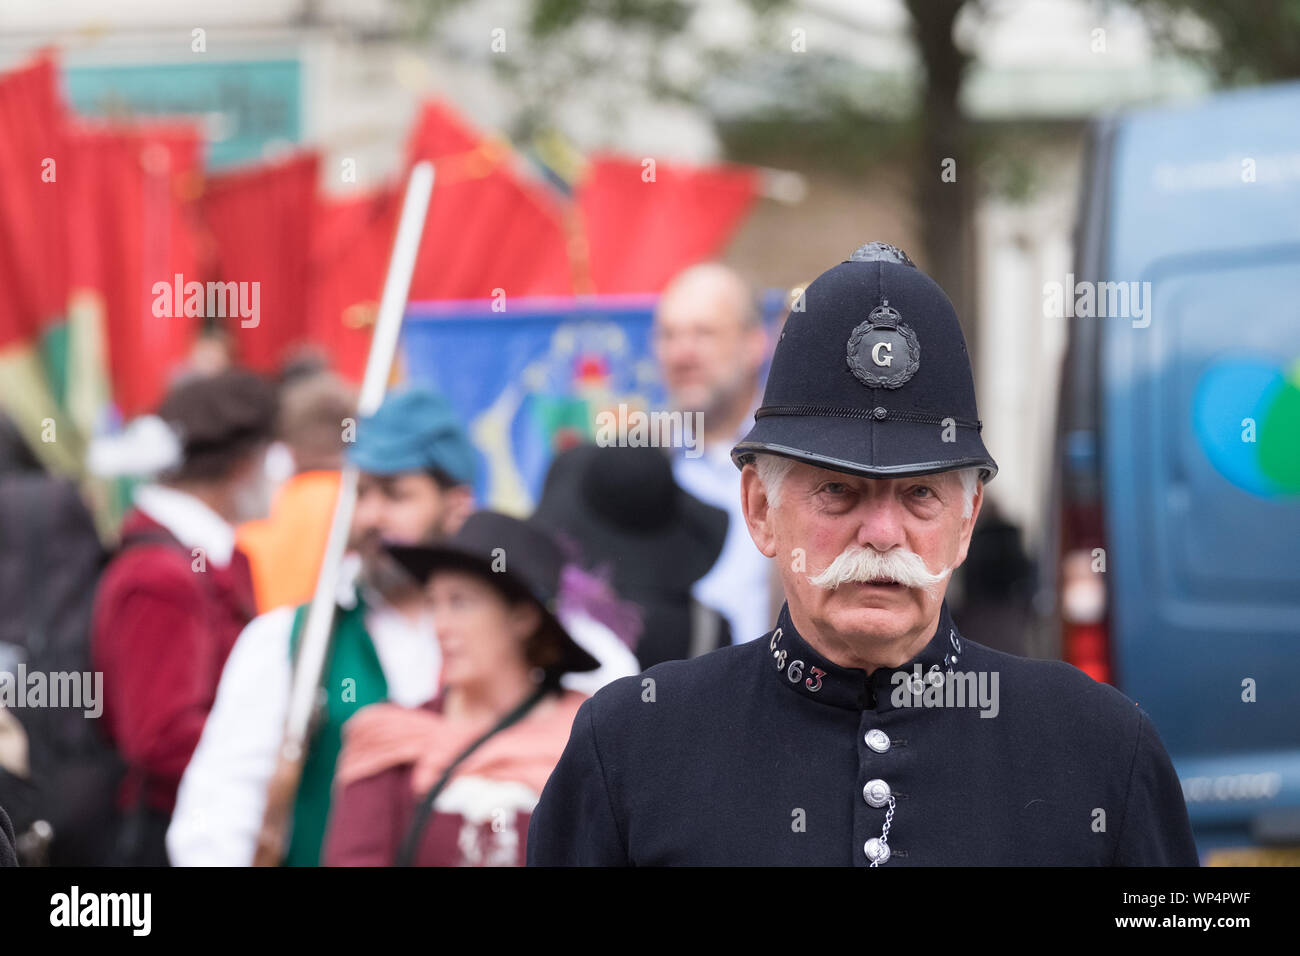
[527,601,1199,866]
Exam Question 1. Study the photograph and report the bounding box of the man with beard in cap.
[168,389,476,866]
[527,243,1198,866]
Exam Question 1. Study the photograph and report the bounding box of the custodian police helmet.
[731,241,998,482]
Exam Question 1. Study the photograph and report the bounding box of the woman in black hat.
[321,512,603,867]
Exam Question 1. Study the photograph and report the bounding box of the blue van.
[1046,82,1300,864]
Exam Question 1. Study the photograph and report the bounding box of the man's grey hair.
[752,453,980,518]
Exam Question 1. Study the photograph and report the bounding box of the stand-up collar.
[765,600,966,711]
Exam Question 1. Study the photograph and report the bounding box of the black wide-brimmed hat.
[386,511,601,676]
[731,242,998,482]
[532,443,728,593]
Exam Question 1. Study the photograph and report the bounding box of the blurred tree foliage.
[1124,0,1300,83]
[401,0,1297,346]
[398,0,979,339]
[401,0,791,142]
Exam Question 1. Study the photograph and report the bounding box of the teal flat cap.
[346,388,477,486]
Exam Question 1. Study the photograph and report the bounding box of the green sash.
[283,597,388,867]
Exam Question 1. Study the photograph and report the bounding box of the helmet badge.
[846,300,921,389]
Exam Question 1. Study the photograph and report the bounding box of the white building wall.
[974,143,1080,544]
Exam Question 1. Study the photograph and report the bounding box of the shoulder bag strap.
[393,684,550,867]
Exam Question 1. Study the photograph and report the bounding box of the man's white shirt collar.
[133,483,236,568]
[337,551,364,609]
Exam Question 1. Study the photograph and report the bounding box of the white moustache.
[806,544,951,595]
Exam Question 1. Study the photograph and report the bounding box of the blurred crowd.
[0,261,1031,867]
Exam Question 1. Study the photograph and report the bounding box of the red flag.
[64,120,204,418]
[203,152,318,373]
[310,187,399,381]
[405,101,574,299]
[310,101,576,380]
[577,155,759,294]
[0,54,68,348]
[310,102,761,379]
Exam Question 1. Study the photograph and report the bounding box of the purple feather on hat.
[551,532,644,650]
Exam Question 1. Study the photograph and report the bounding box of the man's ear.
[740,463,779,558]
[952,479,985,569]
[441,485,476,537]
[232,444,269,486]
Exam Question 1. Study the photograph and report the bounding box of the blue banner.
[400,293,782,514]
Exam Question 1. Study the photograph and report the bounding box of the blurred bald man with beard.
[653,263,781,648]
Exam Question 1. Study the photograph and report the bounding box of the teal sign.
[63,59,301,168]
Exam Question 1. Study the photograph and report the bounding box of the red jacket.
[91,510,257,813]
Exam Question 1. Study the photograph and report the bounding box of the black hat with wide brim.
[731,242,998,482]
[532,443,729,593]
[385,511,601,677]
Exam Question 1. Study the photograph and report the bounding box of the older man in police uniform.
[527,243,1198,866]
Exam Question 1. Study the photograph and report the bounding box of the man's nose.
[853,496,907,552]
[663,338,699,367]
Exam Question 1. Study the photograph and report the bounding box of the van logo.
[1192,357,1300,498]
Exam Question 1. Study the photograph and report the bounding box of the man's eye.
[911,485,935,498]
[821,483,848,495]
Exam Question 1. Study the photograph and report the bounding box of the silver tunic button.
[863,778,892,807]
[865,729,891,753]
[864,837,890,864]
